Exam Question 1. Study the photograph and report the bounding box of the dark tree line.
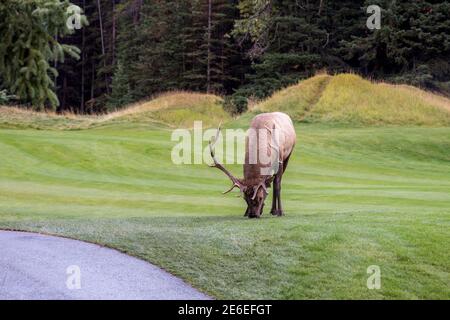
[1,0,449,113]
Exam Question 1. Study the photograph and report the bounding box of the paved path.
[0,231,210,300]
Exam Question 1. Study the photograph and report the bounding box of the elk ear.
[265,176,274,187]
[251,183,268,200]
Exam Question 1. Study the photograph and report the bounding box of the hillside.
[103,92,229,128]
[0,92,228,130]
[2,74,450,129]
[257,74,450,126]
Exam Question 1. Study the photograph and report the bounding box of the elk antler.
[209,124,245,194]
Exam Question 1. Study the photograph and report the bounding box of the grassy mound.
[0,106,94,130]
[257,74,332,119]
[3,74,450,129]
[0,91,228,130]
[257,73,450,126]
[106,91,229,128]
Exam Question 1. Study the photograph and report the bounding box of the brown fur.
[210,112,296,218]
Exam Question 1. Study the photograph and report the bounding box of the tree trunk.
[97,0,109,94]
[318,0,324,16]
[206,0,212,93]
[62,76,67,110]
[80,0,86,113]
[97,0,105,57]
[91,60,95,101]
[112,0,116,66]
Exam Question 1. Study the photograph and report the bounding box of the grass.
[256,73,332,119]
[0,75,449,299]
[0,91,228,130]
[105,91,229,128]
[257,73,450,126]
[0,123,449,299]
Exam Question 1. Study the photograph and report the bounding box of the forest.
[1,0,450,301]
[1,0,449,114]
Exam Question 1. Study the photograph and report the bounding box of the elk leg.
[276,181,283,216]
[275,151,292,216]
[270,179,278,215]
[275,162,284,216]
[283,153,292,173]
[271,154,288,215]
[244,206,249,217]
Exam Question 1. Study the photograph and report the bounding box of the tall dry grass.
[312,74,450,125]
[0,91,228,129]
[258,73,450,126]
[2,75,450,129]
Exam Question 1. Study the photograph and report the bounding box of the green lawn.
[0,123,449,299]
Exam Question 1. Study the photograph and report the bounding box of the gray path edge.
[0,229,212,300]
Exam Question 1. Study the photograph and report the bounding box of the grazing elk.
[209,112,296,218]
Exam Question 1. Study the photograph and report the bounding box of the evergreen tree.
[182,0,241,94]
[3,0,448,112]
[341,0,450,91]
[108,59,132,108]
[234,0,331,99]
[0,0,87,110]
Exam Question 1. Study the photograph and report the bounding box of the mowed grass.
[0,122,449,299]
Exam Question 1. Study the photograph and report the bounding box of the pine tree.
[183,0,241,94]
[234,0,331,99]
[108,59,132,109]
[0,0,87,110]
[341,0,450,91]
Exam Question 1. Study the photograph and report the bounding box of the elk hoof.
[271,209,284,217]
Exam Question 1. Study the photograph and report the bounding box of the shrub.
[223,94,248,115]
[0,89,17,105]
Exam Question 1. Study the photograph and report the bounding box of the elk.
[209,112,296,218]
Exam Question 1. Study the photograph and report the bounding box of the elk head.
[209,126,272,218]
